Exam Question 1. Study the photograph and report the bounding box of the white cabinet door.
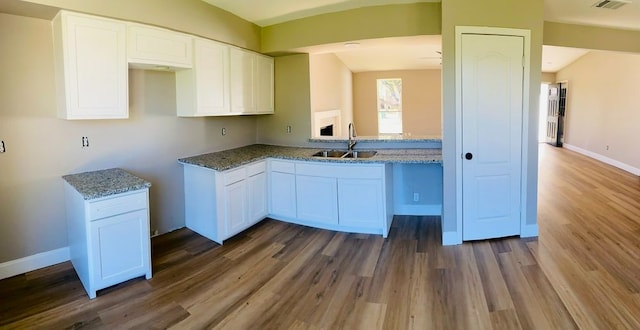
[176,38,230,116]
[89,209,150,297]
[127,23,192,69]
[230,47,256,114]
[270,171,297,218]
[296,175,338,225]
[224,180,248,237]
[255,55,274,114]
[338,179,383,228]
[53,11,127,120]
[248,171,268,224]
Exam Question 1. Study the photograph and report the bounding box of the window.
[377,78,402,134]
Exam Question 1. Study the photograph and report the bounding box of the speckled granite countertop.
[63,168,152,200]
[178,144,442,171]
[309,135,442,143]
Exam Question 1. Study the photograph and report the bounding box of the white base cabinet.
[269,160,297,219]
[289,161,393,236]
[64,186,151,299]
[184,160,267,244]
[183,158,393,244]
[296,175,339,225]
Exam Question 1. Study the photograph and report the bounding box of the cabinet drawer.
[270,160,295,173]
[224,167,246,186]
[246,161,266,176]
[88,191,148,221]
[296,162,382,179]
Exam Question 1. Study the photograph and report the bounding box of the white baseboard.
[564,144,640,176]
[521,223,539,238]
[0,247,70,280]
[442,231,462,245]
[394,204,442,216]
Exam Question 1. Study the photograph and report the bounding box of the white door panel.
[462,34,523,241]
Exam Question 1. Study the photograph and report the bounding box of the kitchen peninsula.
[179,143,442,244]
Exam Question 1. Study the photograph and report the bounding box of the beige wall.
[541,72,557,83]
[0,11,258,263]
[544,21,640,54]
[257,3,442,146]
[441,0,544,235]
[309,54,353,138]
[556,51,640,170]
[261,3,441,54]
[353,70,441,136]
[17,0,261,51]
[256,54,312,146]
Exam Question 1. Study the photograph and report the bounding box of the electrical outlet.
[286,125,292,134]
[81,136,89,148]
[606,145,610,150]
[221,128,227,136]
[0,141,5,153]
[413,192,419,202]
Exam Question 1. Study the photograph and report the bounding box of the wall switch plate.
[413,192,419,202]
[286,125,292,134]
[221,128,227,136]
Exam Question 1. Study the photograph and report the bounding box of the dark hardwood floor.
[1,144,640,329]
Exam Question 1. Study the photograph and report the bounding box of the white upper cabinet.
[53,11,128,120]
[230,47,274,115]
[52,10,271,119]
[127,23,193,69]
[230,47,256,114]
[176,38,230,116]
[256,55,274,114]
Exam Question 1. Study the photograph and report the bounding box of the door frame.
[452,26,532,244]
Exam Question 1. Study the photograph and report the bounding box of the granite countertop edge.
[178,144,442,172]
[63,168,152,200]
[308,137,442,143]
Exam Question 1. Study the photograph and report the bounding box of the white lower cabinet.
[296,175,338,225]
[224,176,249,237]
[184,160,267,244]
[64,187,151,299]
[271,160,393,237]
[248,170,268,222]
[269,160,297,218]
[183,158,393,243]
[338,179,384,229]
[90,209,150,289]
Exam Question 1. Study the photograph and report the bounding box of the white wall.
[556,50,640,173]
[0,13,257,263]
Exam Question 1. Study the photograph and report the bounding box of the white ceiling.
[545,0,640,31]
[295,35,443,72]
[203,0,640,73]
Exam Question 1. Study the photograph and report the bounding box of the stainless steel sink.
[343,150,377,159]
[312,150,348,158]
[312,150,377,159]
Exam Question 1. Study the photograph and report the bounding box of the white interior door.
[461,33,524,241]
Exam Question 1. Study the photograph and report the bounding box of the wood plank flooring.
[2,144,640,329]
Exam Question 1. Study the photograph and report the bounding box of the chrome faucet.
[348,123,357,151]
